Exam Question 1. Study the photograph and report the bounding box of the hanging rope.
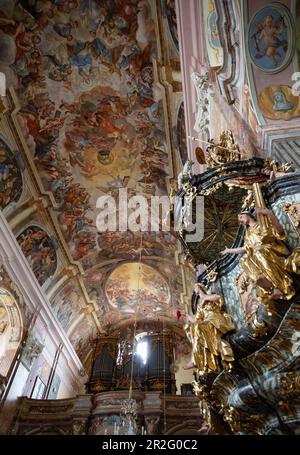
[128,232,143,400]
[162,317,167,433]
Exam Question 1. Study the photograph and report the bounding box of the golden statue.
[184,284,235,375]
[206,130,241,167]
[221,184,300,304]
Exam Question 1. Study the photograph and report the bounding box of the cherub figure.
[252,14,287,67]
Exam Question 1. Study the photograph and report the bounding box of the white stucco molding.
[191,72,211,135]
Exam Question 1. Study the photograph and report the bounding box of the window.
[136,339,148,365]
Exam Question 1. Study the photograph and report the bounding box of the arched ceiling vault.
[0,0,189,365]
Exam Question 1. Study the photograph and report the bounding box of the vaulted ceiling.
[0,0,187,365]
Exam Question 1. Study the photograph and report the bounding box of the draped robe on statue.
[240,223,300,302]
[185,299,235,375]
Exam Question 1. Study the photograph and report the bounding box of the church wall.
[176,0,300,167]
[0,210,87,433]
[174,357,194,395]
[241,0,300,154]
[0,362,29,434]
[56,381,73,400]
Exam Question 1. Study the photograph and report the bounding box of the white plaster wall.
[56,380,74,399]
[0,212,88,433]
[175,357,194,395]
[0,362,29,434]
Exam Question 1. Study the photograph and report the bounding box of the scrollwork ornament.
[20,333,44,369]
[199,182,222,196]
[73,419,87,435]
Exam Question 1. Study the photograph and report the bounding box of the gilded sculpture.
[283,202,300,235]
[206,130,242,167]
[221,205,300,305]
[184,284,235,375]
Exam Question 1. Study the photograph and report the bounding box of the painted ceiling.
[2,0,298,366]
[105,262,170,313]
[0,0,184,363]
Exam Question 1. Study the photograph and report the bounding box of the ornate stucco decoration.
[178,160,194,190]
[72,419,87,435]
[145,416,160,435]
[177,160,197,236]
[215,0,240,105]
[20,333,44,370]
[191,72,211,134]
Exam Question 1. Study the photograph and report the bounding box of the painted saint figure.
[273,91,294,112]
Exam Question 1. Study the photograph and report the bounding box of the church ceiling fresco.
[50,280,86,332]
[105,262,170,313]
[0,135,23,210]
[0,0,184,346]
[16,225,57,286]
[69,313,97,362]
[0,0,172,258]
[161,0,178,51]
[81,230,177,271]
[85,258,183,329]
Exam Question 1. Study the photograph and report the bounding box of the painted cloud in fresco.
[105,262,170,314]
[0,0,171,263]
[0,1,184,336]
